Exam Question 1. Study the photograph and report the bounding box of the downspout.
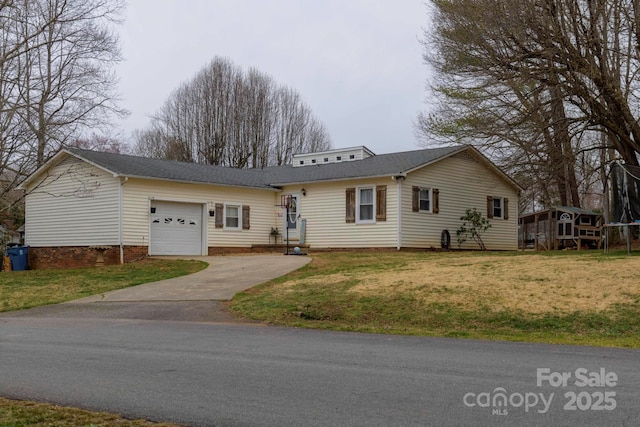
[516,190,520,250]
[119,176,128,264]
[394,175,405,250]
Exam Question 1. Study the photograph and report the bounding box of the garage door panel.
[150,202,203,255]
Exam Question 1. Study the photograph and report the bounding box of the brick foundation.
[28,246,149,269]
[27,245,279,268]
[207,247,253,255]
[208,246,407,255]
[29,246,119,269]
[26,245,435,269]
[306,247,450,253]
[207,245,312,255]
[123,246,149,263]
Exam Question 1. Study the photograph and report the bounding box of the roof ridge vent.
[292,146,374,167]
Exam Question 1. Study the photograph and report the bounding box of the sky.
[115,0,432,155]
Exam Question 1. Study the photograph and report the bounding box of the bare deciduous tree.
[16,0,127,167]
[418,0,640,211]
[134,57,331,168]
[0,0,126,218]
[72,133,130,154]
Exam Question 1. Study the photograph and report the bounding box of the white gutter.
[270,172,406,187]
[394,176,404,250]
[119,177,128,264]
[516,190,521,250]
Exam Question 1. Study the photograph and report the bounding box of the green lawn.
[0,396,180,427]
[0,258,206,312]
[230,250,640,348]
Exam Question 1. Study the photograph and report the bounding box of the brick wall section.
[123,246,148,263]
[29,246,120,269]
[207,247,252,255]
[27,246,150,269]
[27,245,335,268]
[207,246,296,255]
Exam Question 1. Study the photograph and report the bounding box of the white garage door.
[150,201,203,255]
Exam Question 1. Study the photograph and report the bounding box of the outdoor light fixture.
[301,188,306,196]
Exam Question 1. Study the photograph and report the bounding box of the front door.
[284,194,299,240]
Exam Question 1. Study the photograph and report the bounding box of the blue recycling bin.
[7,246,29,271]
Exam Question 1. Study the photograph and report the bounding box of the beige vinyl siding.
[282,179,398,248]
[122,178,276,248]
[25,156,120,246]
[402,152,518,250]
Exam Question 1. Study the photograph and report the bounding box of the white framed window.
[419,188,431,212]
[487,196,508,220]
[356,186,376,223]
[412,186,439,214]
[224,204,241,230]
[493,197,504,219]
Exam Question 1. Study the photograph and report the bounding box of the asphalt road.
[1,313,638,426]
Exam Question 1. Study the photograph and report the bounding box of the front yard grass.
[0,396,180,426]
[230,250,640,348]
[0,258,206,312]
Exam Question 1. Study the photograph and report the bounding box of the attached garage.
[150,201,204,255]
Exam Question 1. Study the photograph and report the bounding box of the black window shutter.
[412,186,419,212]
[346,188,355,223]
[215,203,224,228]
[503,198,509,220]
[376,185,387,221]
[486,196,494,219]
[242,205,250,229]
[433,189,439,214]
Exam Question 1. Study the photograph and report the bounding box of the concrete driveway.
[68,254,311,303]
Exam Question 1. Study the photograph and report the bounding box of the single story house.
[20,144,522,268]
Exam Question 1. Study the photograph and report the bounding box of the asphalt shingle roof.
[264,146,464,185]
[66,145,467,189]
[67,148,271,189]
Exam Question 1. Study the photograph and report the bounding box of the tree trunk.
[550,78,580,207]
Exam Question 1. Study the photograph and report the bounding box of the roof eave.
[18,149,120,190]
[20,149,278,192]
[66,149,122,178]
[400,145,470,175]
[465,146,524,192]
[404,145,524,192]
[269,172,404,187]
[125,174,279,191]
[18,150,64,190]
